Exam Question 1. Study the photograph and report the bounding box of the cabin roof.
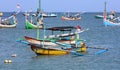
[45,26,76,31]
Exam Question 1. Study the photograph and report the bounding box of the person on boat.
[109,11,115,22]
[5,19,10,25]
[80,42,87,52]
[76,42,87,53]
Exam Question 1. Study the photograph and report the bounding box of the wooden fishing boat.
[104,20,120,26]
[61,16,81,20]
[30,44,70,55]
[95,15,109,19]
[42,13,57,17]
[24,13,43,29]
[61,12,81,20]
[23,0,44,29]
[95,15,104,19]
[0,13,18,28]
[24,26,76,46]
[103,2,120,26]
[25,36,75,46]
[24,26,88,46]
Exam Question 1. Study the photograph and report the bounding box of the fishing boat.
[61,12,81,20]
[61,16,81,20]
[24,13,43,29]
[23,0,43,29]
[0,12,18,28]
[42,13,57,17]
[95,15,109,19]
[95,15,104,19]
[103,2,120,26]
[24,26,88,46]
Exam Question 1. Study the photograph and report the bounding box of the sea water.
[0,12,120,70]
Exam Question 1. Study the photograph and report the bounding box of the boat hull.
[26,20,43,29]
[31,45,70,55]
[0,16,17,28]
[61,16,81,20]
[104,20,120,26]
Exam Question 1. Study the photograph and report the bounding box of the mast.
[37,0,41,39]
[104,2,107,20]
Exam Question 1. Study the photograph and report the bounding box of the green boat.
[95,15,109,19]
[25,18,43,29]
[24,0,43,29]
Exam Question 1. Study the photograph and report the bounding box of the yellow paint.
[32,48,69,55]
[80,47,87,52]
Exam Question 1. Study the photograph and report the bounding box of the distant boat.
[103,2,120,26]
[61,13,81,20]
[95,15,109,19]
[42,13,57,17]
[0,12,19,28]
[61,16,81,20]
[23,12,43,29]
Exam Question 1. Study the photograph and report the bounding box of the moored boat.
[0,13,18,28]
[24,26,88,47]
[42,13,57,17]
[95,15,109,19]
[104,20,120,26]
[61,12,81,20]
[61,16,81,20]
[24,13,43,29]
[95,15,104,18]
[103,2,120,26]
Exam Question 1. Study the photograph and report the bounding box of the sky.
[0,0,119,12]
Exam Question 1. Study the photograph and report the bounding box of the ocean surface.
[0,12,120,70]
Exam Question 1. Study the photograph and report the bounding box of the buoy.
[11,54,17,57]
[4,60,9,63]
[8,60,12,63]
[4,60,12,63]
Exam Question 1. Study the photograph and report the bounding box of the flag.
[76,25,81,32]
[16,4,21,9]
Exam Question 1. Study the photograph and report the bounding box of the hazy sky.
[0,0,119,12]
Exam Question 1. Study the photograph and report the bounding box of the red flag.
[76,25,81,32]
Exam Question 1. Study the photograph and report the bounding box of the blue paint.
[95,50,108,55]
[70,51,84,56]
[16,40,29,45]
